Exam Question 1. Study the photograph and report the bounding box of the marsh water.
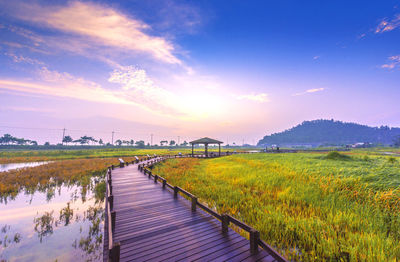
[0,162,51,172]
[0,170,104,261]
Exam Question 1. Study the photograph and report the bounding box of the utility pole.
[111,131,114,145]
[62,128,66,145]
[151,134,153,146]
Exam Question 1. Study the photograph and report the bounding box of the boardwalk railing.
[139,156,287,262]
[105,156,153,262]
[106,166,120,261]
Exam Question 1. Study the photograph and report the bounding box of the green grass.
[0,147,245,163]
[154,152,400,261]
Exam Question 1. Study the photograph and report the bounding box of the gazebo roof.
[189,137,223,144]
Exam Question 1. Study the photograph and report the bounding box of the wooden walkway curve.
[104,157,286,262]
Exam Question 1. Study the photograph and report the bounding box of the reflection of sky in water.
[0,162,51,172]
[0,180,103,261]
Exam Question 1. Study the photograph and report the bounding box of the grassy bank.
[154,152,400,261]
[0,157,140,200]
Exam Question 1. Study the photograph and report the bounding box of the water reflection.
[0,162,51,172]
[0,177,104,261]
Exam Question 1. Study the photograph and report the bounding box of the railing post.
[191,196,197,212]
[108,195,113,210]
[221,214,229,233]
[154,175,158,183]
[148,171,151,178]
[110,242,120,262]
[174,186,179,198]
[111,210,116,232]
[250,229,260,254]
[111,165,114,170]
[109,184,113,195]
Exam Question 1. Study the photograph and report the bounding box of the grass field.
[153,152,400,261]
[0,147,241,164]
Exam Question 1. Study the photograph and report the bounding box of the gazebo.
[189,137,223,157]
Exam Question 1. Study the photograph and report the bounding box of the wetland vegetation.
[154,151,400,261]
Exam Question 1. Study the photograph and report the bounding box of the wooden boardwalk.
[104,158,285,262]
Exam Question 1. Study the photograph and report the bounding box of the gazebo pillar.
[219,143,221,156]
[192,143,194,157]
[205,143,208,157]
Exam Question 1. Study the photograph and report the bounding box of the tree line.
[0,134,38,145]
[0,133,189,147]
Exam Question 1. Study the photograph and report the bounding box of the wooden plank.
[224,249,272,262]
[178,235,248,261]
[140,233,242,262]
[147,233,243,262]
[115,216,214,243]
[122,227,237,260]
[192,238,249,261]
[120,222,220,255]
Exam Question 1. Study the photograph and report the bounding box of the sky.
[0,0,400,145]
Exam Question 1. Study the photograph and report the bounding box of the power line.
[62,128,66,145]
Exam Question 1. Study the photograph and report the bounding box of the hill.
[257,119,400,146]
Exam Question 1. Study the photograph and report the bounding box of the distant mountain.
[257,119,400,146]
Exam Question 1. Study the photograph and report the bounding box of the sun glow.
[179,91,229,120]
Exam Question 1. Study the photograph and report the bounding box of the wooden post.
[250,229,260,254]
[154,175,158,183]
[191,196,197,212]
[111,210,116,232]
[108,195,113,210]
[148,171,151,178]
[162,179,166,189]
[109,184,112,195]
[111,165,114,170]
[221,214,229,233]
[174,186,179,198]
[110,242,120,262]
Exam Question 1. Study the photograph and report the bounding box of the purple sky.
[0,0,400,145]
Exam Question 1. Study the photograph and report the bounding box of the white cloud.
[381,55,400,70]
[313,56,320,60]
[306,88,325,93]
[0,67,128,105]
[236,93,269,103]
[375,14,400,33]
[5,52,44,65]
[9,1,182,65]
[108,66,183,115]
[293,88,325,96]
